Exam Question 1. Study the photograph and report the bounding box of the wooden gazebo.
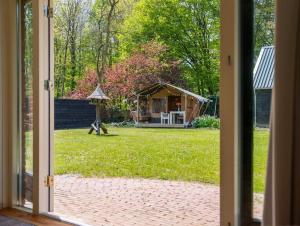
[87,86,110,135]
[130,82,210,128]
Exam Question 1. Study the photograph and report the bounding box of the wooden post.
[184,94,187,124]
[184,94,187,110]
[165,96,168,112]
[137,95,140,125]
[96,101,101,135]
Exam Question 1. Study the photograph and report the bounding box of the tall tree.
[89,0,120,83]
[54,0,91,97]
[118,0,220,95]
[254,0,275,57]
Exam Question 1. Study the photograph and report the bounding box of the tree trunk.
[96,0,119,84]
[70,34,77,91]
[61,33,70,97]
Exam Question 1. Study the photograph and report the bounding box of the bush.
[192,115,220,129]
[109,120,135,128]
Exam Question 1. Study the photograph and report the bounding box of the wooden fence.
[55,99,130,129]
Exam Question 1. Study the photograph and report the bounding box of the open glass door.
[18,0,54,213]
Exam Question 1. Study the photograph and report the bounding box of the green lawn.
[54,128,269,193]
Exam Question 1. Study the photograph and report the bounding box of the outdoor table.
[169,111,186,124]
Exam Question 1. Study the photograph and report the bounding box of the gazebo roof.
[87,86,110,100]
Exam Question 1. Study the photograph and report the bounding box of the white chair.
[161,112,170,124]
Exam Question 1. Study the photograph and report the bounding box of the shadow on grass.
[95,134,119,137]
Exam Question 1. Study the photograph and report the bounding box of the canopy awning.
[132,82,210,103]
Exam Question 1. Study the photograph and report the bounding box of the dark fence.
[55,99,95,129]
[55,99,131,130]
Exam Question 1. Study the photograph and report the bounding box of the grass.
[253,129,270,192]
[54,127,269,193]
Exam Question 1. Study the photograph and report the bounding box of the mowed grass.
[253,129,270,192]
[54,128,269,193]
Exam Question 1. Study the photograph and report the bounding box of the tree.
[254,0,275,57]
[67,70,98,99]
[104,42,184,103]
[54,0,91,97]
[118,0,220,95]
[89,0,120,83]
[68,41,184,104]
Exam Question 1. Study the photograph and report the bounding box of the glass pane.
[51,0,220,225]
[253,0,275,220]
[20,0,33,209]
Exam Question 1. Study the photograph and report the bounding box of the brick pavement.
[53,175,263,226]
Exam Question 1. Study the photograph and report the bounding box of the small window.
[152,98,165,113]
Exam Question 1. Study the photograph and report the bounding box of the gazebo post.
[184,94,187,111]
[96,101,101,135]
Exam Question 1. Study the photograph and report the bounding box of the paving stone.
[52,175,263,226]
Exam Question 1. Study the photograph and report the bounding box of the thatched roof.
[87,86,110,100]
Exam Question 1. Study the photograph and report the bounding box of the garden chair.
[161,112,170,124]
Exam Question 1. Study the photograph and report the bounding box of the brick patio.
[53,175,263,226]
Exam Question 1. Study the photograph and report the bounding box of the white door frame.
[2,0,54,214]
[0,0,55,214]
[220,0,239,225]
[31,0,54,214]
[0,0,243,223]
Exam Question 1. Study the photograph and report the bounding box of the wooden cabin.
[131,83,210,128]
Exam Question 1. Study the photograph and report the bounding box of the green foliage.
[54,0,93,97]
[109,121,135,128]
[118,0,220,95]
[192,115,220,129]
[254,0,275,57]
[53,0,275,98]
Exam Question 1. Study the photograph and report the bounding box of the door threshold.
[44,212,91,226]
[0,208,75,226]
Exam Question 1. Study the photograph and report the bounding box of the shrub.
[109,120,135,128]
[192,115,220,129]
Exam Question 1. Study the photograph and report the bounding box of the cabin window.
[152,98,165,113]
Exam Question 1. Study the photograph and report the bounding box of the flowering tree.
[67,41,185,103]
[104,41,184,99]
[67,69,98,99]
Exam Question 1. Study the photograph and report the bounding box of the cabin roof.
[87,86,110,100]
[253,46,274,89]
[134,82,210,103]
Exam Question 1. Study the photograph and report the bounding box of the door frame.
[220,0,238,225]
[31,0,54,214]
[221,0,257,226]
[9,0,54,214]
[0,8,3,208]
[0,0,257,224]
